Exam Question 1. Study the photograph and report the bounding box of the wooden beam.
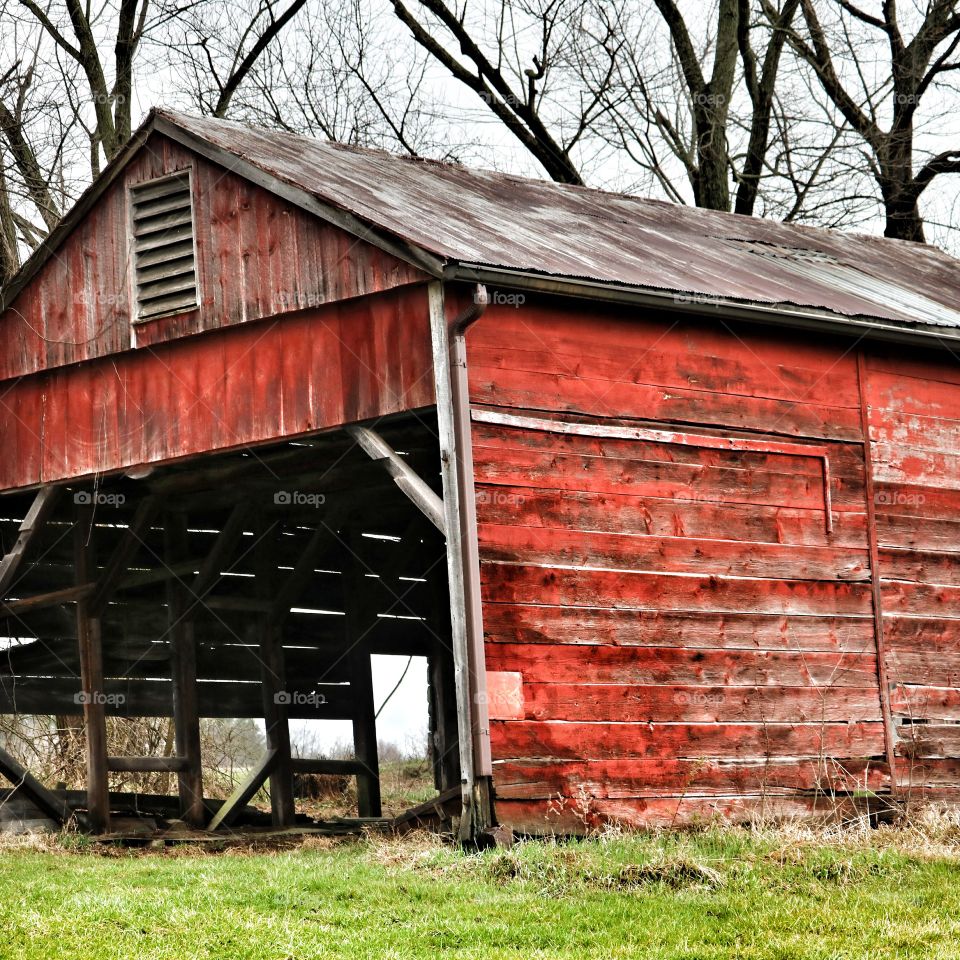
[189,501,248,599]
[345,530,381,818]
[89,495,162,616]
[207,748,278,831]
[107,756,188,773]
[0,676,355,719]
[73,503,111,834]
[0,743,71,824]
[252,516,296,827]
[0,485,61,598]
[1,583,94,616]
[166,512,205,827]
[346,425,446,534]
[270,518,342,624]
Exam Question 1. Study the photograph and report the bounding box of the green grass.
[0,826,959,959]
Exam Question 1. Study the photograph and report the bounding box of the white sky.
[290,654,429,756]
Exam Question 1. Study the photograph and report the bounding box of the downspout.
[428,281,493,841]
[449,286,493,789]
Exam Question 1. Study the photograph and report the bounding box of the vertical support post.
[427,570,461,792]
[344,531,381,818]
[73,501,110,833]
[165,512,205,826]
[251,514,295,827]
[428,281,492,839]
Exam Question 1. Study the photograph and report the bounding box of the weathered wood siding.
[0,131,425,381]
[864,349,960,798]
[468,300,888,831]
[0,282,434,490]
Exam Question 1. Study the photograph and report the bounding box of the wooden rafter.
[89,495,162,616]
[0,743,72,825]
[0,485,62,598]
[207,748,278,831]
[346,425,446,534]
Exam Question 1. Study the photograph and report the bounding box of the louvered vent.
[130,172,198,320]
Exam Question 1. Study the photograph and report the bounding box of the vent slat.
[131,172,197,321]
[132,174,190,204]
[134,223,194,254]
[136,238,195,269]
[138,273,198,301]
[139,291,199,320]
[134,209,193,237]
[133,191,192,221]
[136,254,196,285]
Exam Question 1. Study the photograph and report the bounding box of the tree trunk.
[879,135,925,243]
[0,161,19,286]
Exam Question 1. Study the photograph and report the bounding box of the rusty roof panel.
[156,110,960,332]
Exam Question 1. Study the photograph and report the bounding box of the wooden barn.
[1,109,960,838]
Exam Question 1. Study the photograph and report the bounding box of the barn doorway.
[0,413,462,834]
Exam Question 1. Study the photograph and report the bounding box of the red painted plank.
[490,719,886,761]
[890,684,960,721]
[472,440,848,512]
[481,563,874,616]
[494,795,871,833]
[896,725,960,759]
[492,757,890,799]
[470,370,862,442]
[478,523,870,582]
[484,643,879,687]
[519,683,882,723]
[482,603,878,652]
[474,486,867,548]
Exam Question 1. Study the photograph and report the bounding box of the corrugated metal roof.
[156,110,960,333]
[6,107,960,338]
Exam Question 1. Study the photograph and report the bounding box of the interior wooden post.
[345,531,381,818]
[251,513,296,827]
[164,511,205,827]
[73,501,111,833]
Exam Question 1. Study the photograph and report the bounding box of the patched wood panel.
[865,349,960,798]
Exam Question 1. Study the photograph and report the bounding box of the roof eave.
[448,262,960,349]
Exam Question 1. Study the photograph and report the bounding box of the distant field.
[0,823,959,959]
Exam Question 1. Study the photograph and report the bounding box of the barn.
[1,108,959,838]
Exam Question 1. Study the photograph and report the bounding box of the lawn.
[0,823,958,959]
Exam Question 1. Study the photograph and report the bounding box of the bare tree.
[782,0,960,241]
[158,0,309,119]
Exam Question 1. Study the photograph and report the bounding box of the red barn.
[1,109,959,837]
